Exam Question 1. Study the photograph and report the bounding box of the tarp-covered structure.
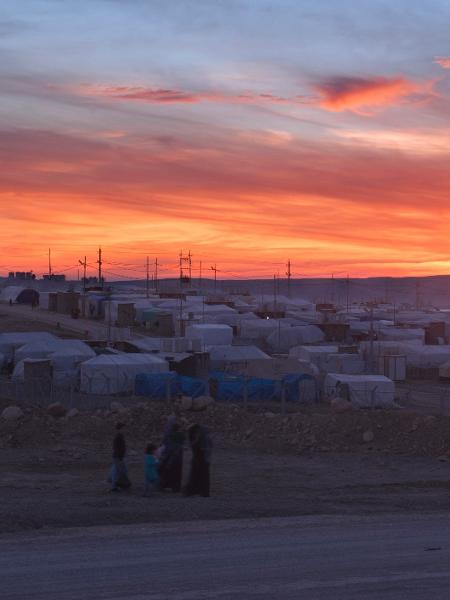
[209,371,316,403]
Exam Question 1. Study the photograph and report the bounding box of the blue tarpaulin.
[135,372,206,399]
[209,371,316,403]
[178,375,207,399]
[282,373,316,403]
[209,371,279,402]
[135,370,317,403]
[135,372,178,399]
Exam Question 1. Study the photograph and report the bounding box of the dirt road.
[2,440,450,534]
[2,514,450,599]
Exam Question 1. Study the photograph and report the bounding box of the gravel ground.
[2,401,450,534]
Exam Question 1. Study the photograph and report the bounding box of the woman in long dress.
[184,424,212,497]
[158,418,185,493]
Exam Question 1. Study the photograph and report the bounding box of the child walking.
[144,443,159,496]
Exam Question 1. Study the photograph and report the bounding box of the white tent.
[209,345,270,370]
[0,286,25,303]
[239,319,282,341]
[323,353,365,375]
[80,353,169,394]
[405,345,450,369]
[206,312,259,327]
[0,332,58,361]
[244,357,319,379]
[186,324,233,346]
[15,340,64,364]
[266,325,324,353]
[377,326,424,342]
[50,344,96,370]
[439,360,450,379]
[289,345,339,369]
[324,373,395,408]
[15,339,95,366]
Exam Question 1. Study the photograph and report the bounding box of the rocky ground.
[2,397,450,534]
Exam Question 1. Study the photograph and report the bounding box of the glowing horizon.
[1,1,449,280]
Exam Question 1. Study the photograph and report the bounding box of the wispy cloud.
[76,84,308,107]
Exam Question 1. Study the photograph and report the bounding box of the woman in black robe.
[184,424,212,497]
[158,420,185,493]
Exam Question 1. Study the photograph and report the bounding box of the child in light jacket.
[144,443,159,496]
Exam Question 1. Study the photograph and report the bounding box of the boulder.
[191,395,214,412]
[110,401,126,414]
[330,398,352,414]
[178,396,193,411]
[1,406,24,421]
[47,402,67,418]
[362,430,374,443]
[66,408,79,418]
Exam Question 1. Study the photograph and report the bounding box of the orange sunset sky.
[1,1,450,281]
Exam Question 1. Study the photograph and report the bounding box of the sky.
[0,0,449,281]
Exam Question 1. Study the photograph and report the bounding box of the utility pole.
[78,256,87,292]
[286,259,292,298]
[97,247,103,287]
[155,257,159,292]
[415,278,421,310]
[273,274,278,310]
[48,248,52,278]
[211,264,218,293]
[146,256,150,299]
[78,256,87,316]
[188,250,192,282]
[199,260,202,292]
[369,303,375,373]
[346,274,350,313]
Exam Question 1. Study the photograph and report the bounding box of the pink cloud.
[314,76,422,113]
[434,56,450,69]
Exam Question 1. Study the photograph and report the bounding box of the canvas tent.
[186,324,233,347]
[322,353,365,375]
[324,373,395,408]
[0,332,58,362]
[266,325,324,353]
[289,345,339,369]
[209,345,270,370]
[80,353,169,394]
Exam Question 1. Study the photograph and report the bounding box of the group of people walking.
[109,415,212,498]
